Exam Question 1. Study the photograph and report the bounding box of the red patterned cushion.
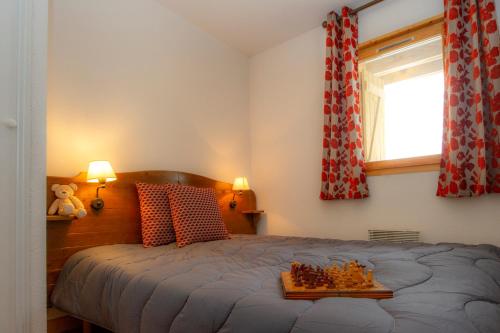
[167,185,229,248]
[136,183,177,247]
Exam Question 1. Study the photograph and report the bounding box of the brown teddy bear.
[48,183,87,218]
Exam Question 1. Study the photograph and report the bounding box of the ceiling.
[157,0,363,56]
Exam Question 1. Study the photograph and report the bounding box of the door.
[0,0,19,331]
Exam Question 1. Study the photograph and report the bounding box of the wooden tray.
[281,272,393,300]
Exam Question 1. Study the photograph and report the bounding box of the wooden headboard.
[46,170,257,300]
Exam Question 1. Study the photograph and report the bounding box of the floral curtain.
[320,7,369,200]
[437,0,500,197]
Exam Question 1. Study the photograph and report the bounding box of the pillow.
[136,183,177,247]
[167,185,229,247]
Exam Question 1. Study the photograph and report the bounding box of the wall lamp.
[86,160,117,210]
[230,176,250,209]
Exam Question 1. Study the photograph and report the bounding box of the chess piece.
[352,269,364,286]
[366,270,374,287]
[327,277,336,289]
[345,274,353,288]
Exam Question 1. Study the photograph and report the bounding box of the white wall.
[249,0,500,245]
[48,0,500,245]
[48,0,250,182]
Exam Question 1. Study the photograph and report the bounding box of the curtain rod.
[322,0,385,28]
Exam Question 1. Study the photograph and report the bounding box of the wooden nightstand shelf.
[241,210,264,225]
[46,215,76,222]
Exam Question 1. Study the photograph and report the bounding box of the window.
[358,15,444,176]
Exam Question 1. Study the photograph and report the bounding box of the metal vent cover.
[368,230,420,243]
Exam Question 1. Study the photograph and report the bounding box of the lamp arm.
[229,190,243,209]
[95,184,106,198]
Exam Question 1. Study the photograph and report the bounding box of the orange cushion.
[136,183,177,247]
[167,185,229,248]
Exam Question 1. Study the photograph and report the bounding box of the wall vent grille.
[368,230,420,243]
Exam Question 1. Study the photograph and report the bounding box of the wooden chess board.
[281,272,393,300]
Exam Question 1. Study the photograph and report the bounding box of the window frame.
[359,14,444,176]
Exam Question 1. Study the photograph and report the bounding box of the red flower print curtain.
[437,0,500,197]
[320,7,369,200]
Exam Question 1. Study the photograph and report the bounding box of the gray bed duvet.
[51,235,500,333]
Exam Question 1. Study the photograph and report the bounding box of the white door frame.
[15,0,47,331]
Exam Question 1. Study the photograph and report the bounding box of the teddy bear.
[48,183,87,218]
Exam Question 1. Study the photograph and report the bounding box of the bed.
[51,234,500,333]
[47,171,500,332]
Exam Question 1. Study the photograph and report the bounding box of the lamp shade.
[87,161,117,183]
[232,176,250,191]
